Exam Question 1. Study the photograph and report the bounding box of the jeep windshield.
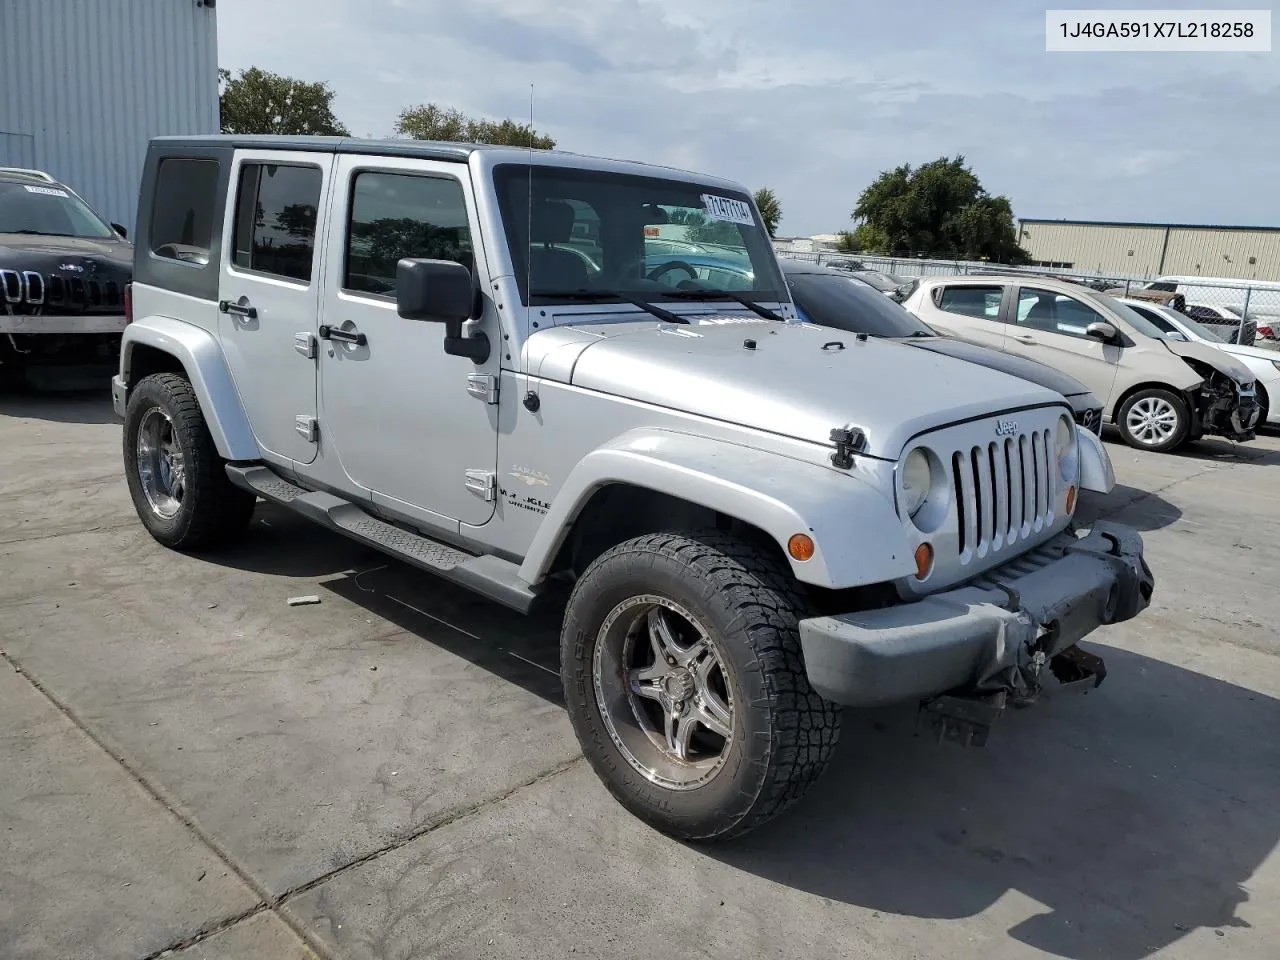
[492,164,786,308]
[0,180,116,239]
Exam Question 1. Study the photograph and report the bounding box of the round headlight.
[1056,415,1075,479]
[901,448,931,518]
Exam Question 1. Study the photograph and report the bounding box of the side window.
[935,284,1004,321]
[150,158,220,265]
[1016,288,1105,338]
[231,163,322,283]
[344,171,473,297]
[1132,306,1177,334]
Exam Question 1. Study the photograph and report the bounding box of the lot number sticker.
[701,194,755,225]
[24,185,69,197]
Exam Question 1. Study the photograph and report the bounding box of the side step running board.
[227,464,541,614]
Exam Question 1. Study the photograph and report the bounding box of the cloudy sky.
[217,0,1277,237]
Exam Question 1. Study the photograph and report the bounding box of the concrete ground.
[2,391,1278,960]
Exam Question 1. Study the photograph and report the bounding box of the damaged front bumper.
[797,521,1154,715]
[1195,380,1260,441]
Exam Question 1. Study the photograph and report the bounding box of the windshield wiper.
[662,288,785,323]
[533,290,688,324]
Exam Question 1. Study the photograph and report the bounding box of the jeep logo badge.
[994,418,1018,437]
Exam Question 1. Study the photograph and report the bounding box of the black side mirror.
[396,258,489,363]
[111,222,128,239]
[1085,321,1117,342]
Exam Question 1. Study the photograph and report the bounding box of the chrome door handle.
[1014,334,1037,344]
[318,324,367,346]
[218,299,257,320]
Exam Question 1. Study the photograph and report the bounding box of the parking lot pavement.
[2,392,1278,960]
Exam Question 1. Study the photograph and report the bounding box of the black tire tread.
[565,528,840,841]
[124,372,255,550]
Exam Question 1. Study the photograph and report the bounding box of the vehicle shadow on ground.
[1077,484,1182,532]
[0,389,118,425]
[208,506,566,704]
[1177,436,1280,466]
[701,647,1279,960]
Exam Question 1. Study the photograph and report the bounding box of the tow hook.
[1049,644,1108,691]
[918,690,1007,748]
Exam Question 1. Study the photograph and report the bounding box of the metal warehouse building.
[0,0,219,233]
[1017,218,1280,282]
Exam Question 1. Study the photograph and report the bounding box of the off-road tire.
[1116,387,1191,453]
[123,373,255,549]
[561,530,841,841]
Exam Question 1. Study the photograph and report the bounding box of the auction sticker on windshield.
[24,185,70,197]
[701,194,755,225]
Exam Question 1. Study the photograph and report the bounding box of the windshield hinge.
[464,469,496,501]
[466,373,499,405]
[829,425,866,470]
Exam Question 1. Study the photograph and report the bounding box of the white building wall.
[0,0,219,232]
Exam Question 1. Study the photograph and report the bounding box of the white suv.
[902,275,1259,452]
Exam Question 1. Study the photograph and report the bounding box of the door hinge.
[466,373,499,405]
[464,469,496,501]
[295,415,318,442]
[294,332,317,359]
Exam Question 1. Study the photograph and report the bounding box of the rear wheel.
[123,373,256,549]
[1117,387,1190,453]
[561,530,840,841]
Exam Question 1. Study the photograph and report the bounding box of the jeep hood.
[1160,337,1255,384]
[529,317,1064,460]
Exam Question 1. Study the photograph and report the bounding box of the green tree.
[394,103,555,149]
[753,187,782,237]
[218,67,350,136]
[850,156,1029,263]
[837,223,889,254]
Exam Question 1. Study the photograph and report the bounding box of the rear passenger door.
[218,150,334,466]
[924,283,1009,350]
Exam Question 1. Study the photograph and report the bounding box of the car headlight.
[1272,360,1280,373]
[901,448,931,518]
[1056,414,1077,481]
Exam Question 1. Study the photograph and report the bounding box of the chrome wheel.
[1125,396,1180,446]
[592,595,735,791]
[135,406,186,520]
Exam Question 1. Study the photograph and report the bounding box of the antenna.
[521,83,537,408]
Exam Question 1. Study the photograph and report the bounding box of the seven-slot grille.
[950,427,1056,563]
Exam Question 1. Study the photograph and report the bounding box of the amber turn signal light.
[913,542,934,580]
[1066,485,1077,513]
[788,533,815,562]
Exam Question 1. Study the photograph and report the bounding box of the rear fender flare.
[518,428,915,589]
[121,315,258,461]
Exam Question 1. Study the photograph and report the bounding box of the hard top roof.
[148,135,748,191]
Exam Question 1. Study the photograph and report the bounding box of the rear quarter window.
[149,158,220,266]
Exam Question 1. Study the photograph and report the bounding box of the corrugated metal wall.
[1019,220,1280,282]
[0,0,218,233]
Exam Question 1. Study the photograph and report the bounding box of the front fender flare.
[1078,427,1115,494]
[121,316,259,461]
[518,429,916,589]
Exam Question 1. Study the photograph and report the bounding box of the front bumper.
[0,314,128,334]
[798,521,1154,708]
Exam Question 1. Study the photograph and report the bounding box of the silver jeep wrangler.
[113,135,1154,840]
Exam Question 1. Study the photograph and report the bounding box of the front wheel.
[561,530,841,841]
[1117,387,1190,452]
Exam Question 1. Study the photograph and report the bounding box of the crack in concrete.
[0,519,139,546]
[0,645,583,960]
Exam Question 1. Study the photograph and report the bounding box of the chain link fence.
[774,242,1280,349]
